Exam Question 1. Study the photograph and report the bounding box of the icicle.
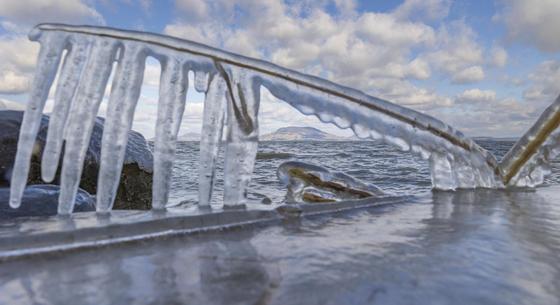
[198,74,226,207]
[57,38,118,215]
[429,153,457,191]
[217,63,261,207]
[9,32,67,208]
[194,70,209,93]
[152,58,188,210]
[96,43,146,212]
[41,36,91,182]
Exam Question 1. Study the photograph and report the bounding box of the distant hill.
[260,126,350,141]
[473,136,518,142]
[148,132,201,142]
[0,99,25,111]
[151,127,351,142]
[177,132,201,141]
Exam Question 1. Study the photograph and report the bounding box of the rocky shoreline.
[0,109,154,218]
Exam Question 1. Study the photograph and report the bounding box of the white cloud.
[496,0,560,52]
[0,0,105,28]
[523,60,560,106]
[406,58,431,80]
[436,90,534,137]
[456,89,496,104]
[0,70,30,94]
[422,21,486,84]
[0,36,39,94]
[356,13,435,48]
[0,0,106,94]
[165,0,450,111]
[175,0,209,21]
[392,0,451,22]
[333,0,357,17]
[452,66,485,84]
[489,46,508,67]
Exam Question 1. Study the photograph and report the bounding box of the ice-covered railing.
[8,24,560,215]
[499,95,560,187]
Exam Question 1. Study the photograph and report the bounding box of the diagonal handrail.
[14,23,560,215]
[34,23,493,168]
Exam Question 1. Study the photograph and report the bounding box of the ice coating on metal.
[500,96,560,187]
[8,23,560,215]
[198,74,226,206]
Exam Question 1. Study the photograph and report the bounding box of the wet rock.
[0,185,95,219]
[0,110,153,210]
[277,161,384,203]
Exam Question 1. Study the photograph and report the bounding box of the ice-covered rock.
[278,161,384,203]
[0,184,94,218]
[0,110,153,210]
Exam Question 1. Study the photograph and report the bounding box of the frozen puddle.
[2,185,560,305]
[0,195,409,261]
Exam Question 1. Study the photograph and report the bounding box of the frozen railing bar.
[33,24,484,162]
[152,58,188,210]
[12,23,560,216]
[96,43,147,212]
[9,24,500,214]
[499,95,560,186]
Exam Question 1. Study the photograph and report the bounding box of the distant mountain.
[260,126,349,141]
[177,132,201,141]
[473,136,518,142]
[154,127,363,142]
[0,99,25,111]
[148,132,201,142]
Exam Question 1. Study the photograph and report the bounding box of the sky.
[0,0,559,138]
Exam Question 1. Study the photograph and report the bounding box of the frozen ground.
[2,185,560,305]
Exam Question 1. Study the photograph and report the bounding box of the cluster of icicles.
[8,24,560,215]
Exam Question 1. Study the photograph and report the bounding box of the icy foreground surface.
[9,24,560,214]
[3,186,560,305]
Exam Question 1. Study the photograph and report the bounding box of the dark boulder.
[0,185,95,219]
[0,110,153,210]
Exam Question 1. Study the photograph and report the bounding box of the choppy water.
[168,139,560,205]
[168,141,433,206]
[3,140,560,305]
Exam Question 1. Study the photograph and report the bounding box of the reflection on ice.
[2,187,560,304]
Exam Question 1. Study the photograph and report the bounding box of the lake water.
[168,139,560,205]
[2,140,560,305]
